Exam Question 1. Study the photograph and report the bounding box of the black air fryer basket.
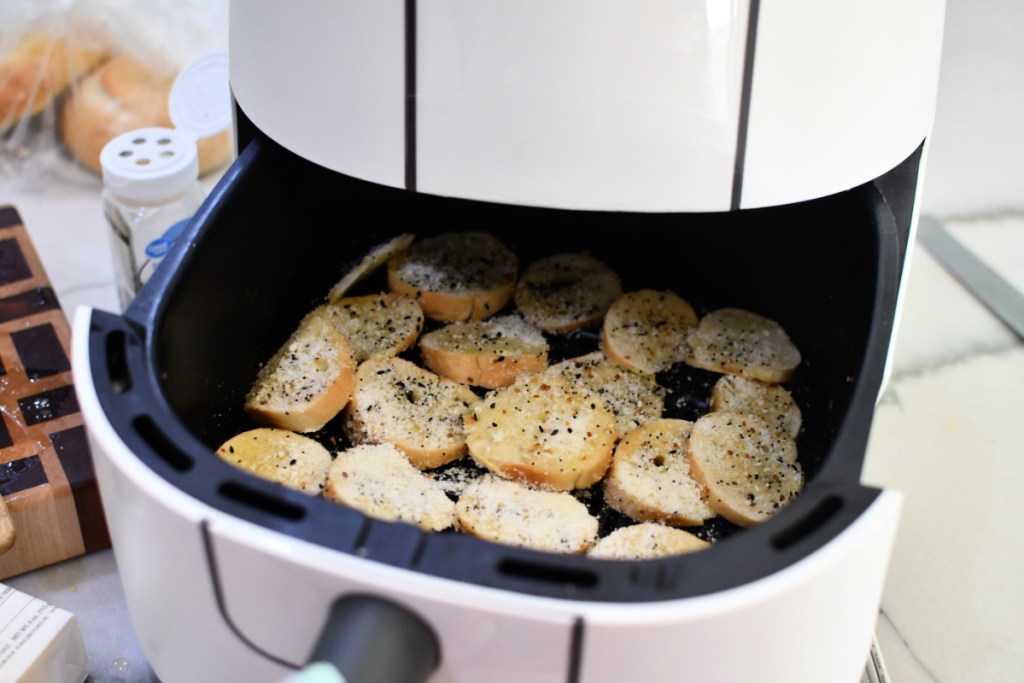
[86,128,918,603]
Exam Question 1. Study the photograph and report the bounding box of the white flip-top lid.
[100,52,231,203]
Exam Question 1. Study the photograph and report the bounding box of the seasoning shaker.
[99,52,231,310]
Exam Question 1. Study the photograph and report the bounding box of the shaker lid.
[169,51,232,142]
[100,52,230,202]
[100,127,199,202]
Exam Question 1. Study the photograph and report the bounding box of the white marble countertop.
[3,0,1023,681]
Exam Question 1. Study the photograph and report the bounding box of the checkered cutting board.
[0,205,109,578]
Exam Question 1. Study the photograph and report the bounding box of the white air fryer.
[73,1,945,681]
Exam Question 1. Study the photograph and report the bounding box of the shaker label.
[144,218,191,259]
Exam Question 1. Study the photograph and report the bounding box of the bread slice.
[514,253,622,333]
[327,234,415,303]
[244,307,358,433]
[602,418,715,526]
[600,289,698,374]
[588,523,709,560]
[710,374,802,440]
[455,475,598,554]
[323,294,424,363]
[465,373,617,491]
[687,412,804,527]
[324,443,455,531]
[420,315,548,389]
[344,356,480,469]
[684,308,801,383]
[387,232,517,322]
[547,352,664,439]
[1,31,107,130]
[216,428,332,494]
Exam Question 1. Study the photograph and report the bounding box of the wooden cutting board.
[0,205,110,579]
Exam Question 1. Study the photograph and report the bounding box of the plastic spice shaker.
[100,52,231,310]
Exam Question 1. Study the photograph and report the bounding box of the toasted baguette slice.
[687,412,803,526]
[684,308,801,383]
[514,253,622,333]
[602,419,715,526]
[547,352,664,439]
[465,373,617,491]
[216,428,331,494]
[244,307,358,433]
[344,356,480,469]
[420,315,548,389]
[327,234,415,303]
[455,475,598,554]
[588,523,709,560]
[387,232,517,322]
[324,294,424,363]
[324,444,455,531]
[710,374,802,440]
[600,289,698,374]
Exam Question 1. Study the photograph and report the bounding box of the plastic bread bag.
[0,1,108,188]
[1,0,230,191]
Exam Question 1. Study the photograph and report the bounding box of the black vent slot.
[498,558,599,590]
[105,330,132,394]
[771,495,844,551]
[132,415,193,471]
[218,481,306,521]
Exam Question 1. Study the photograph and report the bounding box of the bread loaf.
[323,293,424,363]
[684,308,801,383]
[710,374,802,440]
[420,315,548,389]
[216,428,331,494]
[60,53,232,175]
[344,356,480,469]
[465,373,617,491]
[388,232,517,322]
[514,253,622,333]
[602,418,715,526]
[600,289,698,374]
[455,475,598,554]
[324,444,455,531]
[547,352,664,439]
[588,523,709,560]
[687,412,803,526]
[1,31,106,130]
[244,306,358,433]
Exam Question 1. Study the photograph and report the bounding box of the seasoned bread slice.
[324,444,455,531]
[547,352,665,439]
[684,308,801,383]
[455,475,598,554]
[514,253,622,333]
[387,232,517,322]
[588,523,709,560]
[324,293,424,363]
[600,289,698,374]
[216,428,331,494]
[244,307,358,433]
[602,418,715,526]
[465,373,617,491]
[344,356,480,469]
[327,233,415,303]
[420,315,548,389]
[687,412,803,526]
[710,374,802,440]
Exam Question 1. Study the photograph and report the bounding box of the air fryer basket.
[87,129,912,604]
